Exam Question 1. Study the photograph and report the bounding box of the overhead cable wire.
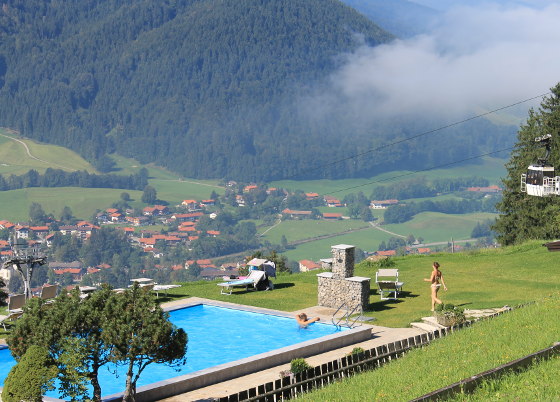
[285,92,550,180]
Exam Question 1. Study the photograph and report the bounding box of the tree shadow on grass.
[272,283,295,290]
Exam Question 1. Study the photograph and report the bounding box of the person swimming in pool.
[423,261,447,311]
[295,312,320,328]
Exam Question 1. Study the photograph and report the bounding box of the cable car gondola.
[520,133,560,196]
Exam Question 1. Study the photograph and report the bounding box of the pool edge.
[104,299,373,402]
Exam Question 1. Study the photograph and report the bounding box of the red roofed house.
[416,248,431,255]
[376,250,396,257]
[322,213,342,220]
[305,192,319,200]
[207,230,220,237]
[172,212,203,222]
[244,185,258,193]
[0,220,15,230]
[370,200,399,209]
[200,199,215,208]
[323,196,343,207]
[467,185,501,193]
[299,259,321,272]
[282,209,312,219]
[181,200,199,210]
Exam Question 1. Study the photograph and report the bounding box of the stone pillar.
[331,244,354,279]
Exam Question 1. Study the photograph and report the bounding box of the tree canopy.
[493,83,560,245]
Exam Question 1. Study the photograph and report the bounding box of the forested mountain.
[0,0,514,182]
[340,0,437,37]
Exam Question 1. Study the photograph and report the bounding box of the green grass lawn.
[0,187,143,221]
[271,157,507,197]
[109,154,181,180]
[0,129,95,175]
[142,241,560,329]
[149,179,224,206]
[260,219,368,245]
[299,293,560,401]
[266,211,495,261]
[384,212,497,243]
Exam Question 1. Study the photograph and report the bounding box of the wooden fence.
[218,323,472,402]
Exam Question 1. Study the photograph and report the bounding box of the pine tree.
[493,83,560,245]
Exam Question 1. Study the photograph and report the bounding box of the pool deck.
[158,298,426,402]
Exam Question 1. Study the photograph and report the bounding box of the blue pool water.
[0,304,343,397]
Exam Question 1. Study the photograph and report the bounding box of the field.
[384,212,497,243]
[0,129,95,175]
[300,293,560,401]
[121,241,559,329]
[0,187,143,221]
[271,156,507,198]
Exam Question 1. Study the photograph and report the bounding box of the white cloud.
[306,3,560,125]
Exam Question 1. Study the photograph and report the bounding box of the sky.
[304,1,560,128]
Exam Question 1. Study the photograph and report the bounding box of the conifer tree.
[493,83,560,245]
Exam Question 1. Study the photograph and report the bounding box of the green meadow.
[0,187,143,221]
[384,212,498,243]
[300,293,560,401]
[0,129,95,175]
[149,178,224,206]
[134,240,559,329]
[271,157,507,197]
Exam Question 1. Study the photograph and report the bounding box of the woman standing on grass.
[424,262,447,311]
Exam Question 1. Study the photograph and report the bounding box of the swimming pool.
[0,301,371,400]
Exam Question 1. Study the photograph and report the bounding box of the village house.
[243,184,258,193]
[467,185,502,193]
[305,192,319,201]
[125,216,149,226]
[322,212,342,220]
[282,208,312,219]
[370,199,399,209]
[59,223,98,240]
[15,225,29,239]
[181,199,199,211]
[299,259,321,272]
[376,250,397,257]
[143,205,170,216]
[172,212,204,222]
[200,199,215,208]
[323,196,343,207]
[0,220,15,230]
[49,261,84,282]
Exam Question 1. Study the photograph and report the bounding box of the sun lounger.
[375,269,404,300]
[152,284,181,298]
[39,284,58,304]
[217,270,266,295]
[1,294,26,329]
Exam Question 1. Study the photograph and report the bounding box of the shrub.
[2,345,57,402]
[434,303,466,327]
[290,358,313,374]
[349,347,365,356]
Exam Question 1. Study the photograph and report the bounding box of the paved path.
[159,300,426,402]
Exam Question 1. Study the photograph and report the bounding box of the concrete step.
[410,322,440,333]
[421,316,447,329]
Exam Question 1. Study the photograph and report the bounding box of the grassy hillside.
[0,187,143,221]
[271,156,507,198]
[137,241,560,329]
[300,293,560,401]
[0,129,95,175]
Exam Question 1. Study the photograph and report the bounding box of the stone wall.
[317,273,370,310]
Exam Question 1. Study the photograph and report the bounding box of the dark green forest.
[0,0,515,182]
